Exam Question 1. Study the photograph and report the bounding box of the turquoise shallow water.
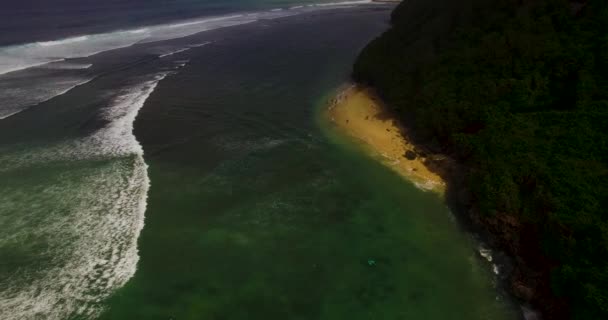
[0,5,519,320]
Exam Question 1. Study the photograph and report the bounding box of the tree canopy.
[353,0,608,318]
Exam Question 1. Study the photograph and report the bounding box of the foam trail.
[314,0,374,6]
[0,2,376,77]
[42,62,93,70]
[0,76,95,119]
[0,32,146,76]
[159,47,191,58]
[38,36,90,47]
[189,41,212,48]
[85,73,169,156]
[0,13,254,76]
[0,109,25,120]
[129,28,149,34]
[0,59,65,76]
[0,73,168,319]
[174,59,190,68]
[159,41,211,58]
[165,14,246,28]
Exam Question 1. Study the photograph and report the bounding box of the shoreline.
[325,84,446,194]
[325,84,533,320]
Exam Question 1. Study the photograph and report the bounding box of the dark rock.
[513,281,535,301]
[404,150,417,160]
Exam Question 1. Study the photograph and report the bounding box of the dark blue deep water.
[0,0,369,45]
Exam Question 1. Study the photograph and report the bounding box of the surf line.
[0,71,171,320]
[0,0,383,78]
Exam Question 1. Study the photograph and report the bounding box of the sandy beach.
[326,85,446,193]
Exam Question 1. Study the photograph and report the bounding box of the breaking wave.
[314,0,373,7]
[159,47,191,58]
[42,62,93,70]
[38,35,90,47]
[0,1,379,77]
[0,76,95,120]
[0,73,168,319]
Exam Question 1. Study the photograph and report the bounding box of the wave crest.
[0,73,167,320]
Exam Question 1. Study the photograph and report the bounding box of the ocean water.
[0,0,376,119]
[0,0,375,46]
[0,2,519,320]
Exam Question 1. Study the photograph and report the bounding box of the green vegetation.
[353,0,608,318]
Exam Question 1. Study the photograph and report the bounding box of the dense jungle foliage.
[353,0,608,318]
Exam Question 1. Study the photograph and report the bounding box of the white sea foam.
[159,41,212,58]
[189,41,212,48]
[0,14,256,76]
[0,157,150,320]
[166,14,246,28]
[479,246,493,262]
[76,73,169,158]
[42,62,93,70]
[477,244,501,275]
[0,59,66,76]
[492,264,500,275]
[0,12,263,119]
[129,28,149,34]
[314,0,374,7]
[0,73,167,319]
[0,76,95,119]
[0,31,145,76]
[38,36,90,47]
[0,109,25,120]
[175,61,189,68]
[0,2,375,77]
[0,74,167,167]
[159,47,191,58]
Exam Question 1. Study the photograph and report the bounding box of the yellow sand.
[327,85,446,194]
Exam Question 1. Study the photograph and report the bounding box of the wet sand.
[327,85,446,193]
